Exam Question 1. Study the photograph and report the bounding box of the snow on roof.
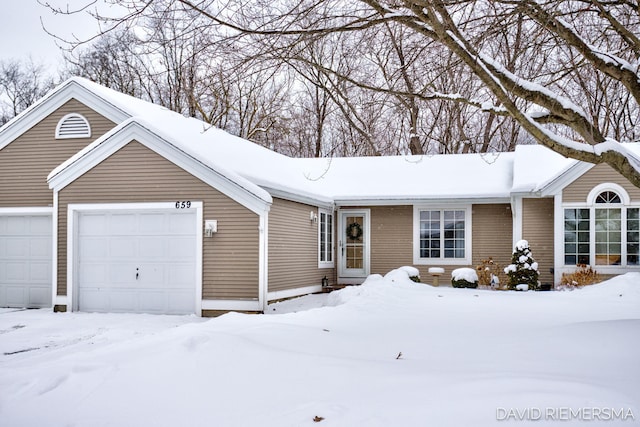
[70,76,170,118]
[47,78,595,204]
[511,144,577,193]
[293,152,515,202]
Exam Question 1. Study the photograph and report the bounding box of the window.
[319,210,334,267]
[55,113,91,139]
[564,208,590,265]
[413,206,471,264]
[564,186,640,267]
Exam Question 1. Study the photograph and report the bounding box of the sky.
[0,1,111,71]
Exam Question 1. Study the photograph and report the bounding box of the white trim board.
[0,79,130,152]
[0,207,53,214]
[48,120,272,216]
[268,285,323,302]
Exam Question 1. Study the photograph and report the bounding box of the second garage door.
[77,209,197,314]
[0,214,52,308]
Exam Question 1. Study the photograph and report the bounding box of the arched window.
[594,191,623,265]
[564,185,639,267]
[55,113,91,139]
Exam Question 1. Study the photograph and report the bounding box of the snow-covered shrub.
[559,265,601,290]
[397,266,421,283]
[384,266,421,284]
[504,240,539,291]
[451,268,478,288]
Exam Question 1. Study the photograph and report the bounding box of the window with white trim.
[413,206,471,264]
[319,210,334,267]
[55,113,91,139]
[564,186,640,267]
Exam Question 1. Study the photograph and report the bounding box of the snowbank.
[0,272,638,427]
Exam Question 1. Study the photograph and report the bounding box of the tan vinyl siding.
[522,198,554,285]
[472,204,513,271]
[57,141,260,300]
[268,198,334,292]
[370,206,413,275]
[367,204,513,286]
[563,163,640,203]
[0,99,116,207]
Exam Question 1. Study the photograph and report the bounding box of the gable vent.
[55,113,91,139]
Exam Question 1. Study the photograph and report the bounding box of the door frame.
[66,202,203,314]
[337,209,371,283]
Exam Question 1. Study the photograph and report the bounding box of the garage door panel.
[29,286,50,306]
[81,237,109,258]
[138,264,165,285]
[169,237,196,259]
[79,263,107,285]
[139,291,166,312]
[77,209,197,314]
[139,213,166,234]
[110,213,137,234]
[6,286,26,305]
[6,238,29,257]
[138,238,166,258]
[0,214,52,308]
[79,214,108,235]
[109,263,140,285]
[30,262,50,281]
[78,287,109,312]
[30,237,52,256]
[6,263,26,281]
[169,264,196,286]
[4,216,27,233]
[169,214,195,233]
[109,237,137,258]
[108,291,138,312]
[167,291,196,313]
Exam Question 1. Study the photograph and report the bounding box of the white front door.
[0,214,52,308]
[338,210,370,280]
[76,209,197,314]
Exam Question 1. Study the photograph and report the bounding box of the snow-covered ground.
[1,270,638,426]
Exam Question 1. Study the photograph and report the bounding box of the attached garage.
[48,116,271,316]
[0,213,52,308]
[69,204,202,315]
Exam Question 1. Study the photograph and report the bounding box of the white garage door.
[0,214,52,308]
[77,210,197,314]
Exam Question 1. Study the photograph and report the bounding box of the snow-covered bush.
[504,240,539,291]
[451,268,478,288]
[384,266,421,284]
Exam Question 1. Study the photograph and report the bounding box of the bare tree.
[41,0,640,183]
[0,59,55,125]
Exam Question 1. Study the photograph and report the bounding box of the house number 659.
[175,201,191,209]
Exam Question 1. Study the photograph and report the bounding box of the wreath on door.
[346,222,363,240]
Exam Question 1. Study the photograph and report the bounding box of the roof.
[20,77,621,206]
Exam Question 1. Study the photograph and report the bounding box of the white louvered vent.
[55,113,91,139]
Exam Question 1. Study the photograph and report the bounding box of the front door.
[338,210,370,280]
